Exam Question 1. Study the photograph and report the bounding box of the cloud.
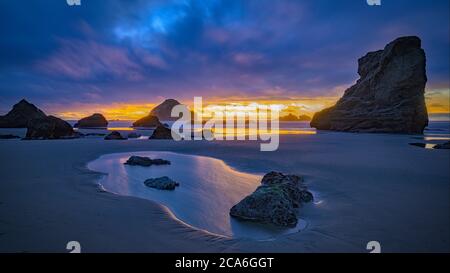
[35,38,143,81]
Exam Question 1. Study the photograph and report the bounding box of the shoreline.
[0,132,449,252]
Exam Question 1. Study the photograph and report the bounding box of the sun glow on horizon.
[50,88,449,121]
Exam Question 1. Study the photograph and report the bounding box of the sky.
[0,0,449,120]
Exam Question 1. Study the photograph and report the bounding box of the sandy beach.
[1,129,449,253]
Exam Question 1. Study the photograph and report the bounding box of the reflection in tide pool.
[88,151,307,239]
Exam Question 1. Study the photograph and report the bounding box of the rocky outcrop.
[132,115,162,128]
[124,156,171,166]
[150,99,181,121]
[230,172,313,227]
[74,113,108,128]
[24,116,76,140]
[311,36,428,134]
[144,176,179,190]
[104,131,126,140]
[280,113,311,122]
[0,99,46,128]
[434,141,450,150]
[149,125,173,140]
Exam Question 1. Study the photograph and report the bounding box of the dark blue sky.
[0,0,448,116]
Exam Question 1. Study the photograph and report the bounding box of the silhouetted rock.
[280,113,311,122]
[132,115,162,128]
[24,116,76,140]
[149,125,173,139]
[104,131,126,140]
[124,156,171,166]
[311,36,428,134]
[0,134,20,139]
[230,172,313,227]
[0,99,46,128]
[74,113,108,128]
[144,176,179,190]
[150,99,181,121]
[434,141,450,149]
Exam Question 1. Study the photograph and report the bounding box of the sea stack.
[311,36,428,134]
[25,116,76,140]
[150,99,181,121]
[74,113,108,128]
[132,115,162,128]
[0,99,47,128]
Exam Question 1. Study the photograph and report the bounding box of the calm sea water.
[88,151,308,239]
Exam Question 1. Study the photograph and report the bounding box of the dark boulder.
[311,36,428,134]
[124,156,171,166]
[132,115,162,128]
[74,113,108,128]
[104,131,126,140]
[24,116,76,140]
[144,176,179,190]
[230,172,313,227]
[0,99,47,128]
[149,125,174,140]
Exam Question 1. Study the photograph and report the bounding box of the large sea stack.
[74,113,108,128]
[311,36,428,134]
[150,99,181,121]
[0,99,47,128]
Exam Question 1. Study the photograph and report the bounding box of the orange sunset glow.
[52,90,449,121]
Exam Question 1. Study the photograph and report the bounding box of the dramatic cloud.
[0,0,448,116]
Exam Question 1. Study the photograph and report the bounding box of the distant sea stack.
[0,99,46,128]
[74,113,108,128]
[311,36,428,134]
[280,113,311,122]
[133,114,162,128]
[150,99,181,121]
[0,99,76,139]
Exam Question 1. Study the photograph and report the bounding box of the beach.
[0,125,449,253]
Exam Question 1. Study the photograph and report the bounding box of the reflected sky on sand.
[88,151,308,239]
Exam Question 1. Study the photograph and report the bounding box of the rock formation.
[230,172,313,227]
[132,115,162,128]
[104,131,126,140]
[0,99,46,128]
[280,113,311,122]
[74,113,108,128]
[149,125,173,140]
[24,116,76,140]
[144,177,179,191]
[124,156,171,166]
[311,36,428,134]
[150,99,181,121]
